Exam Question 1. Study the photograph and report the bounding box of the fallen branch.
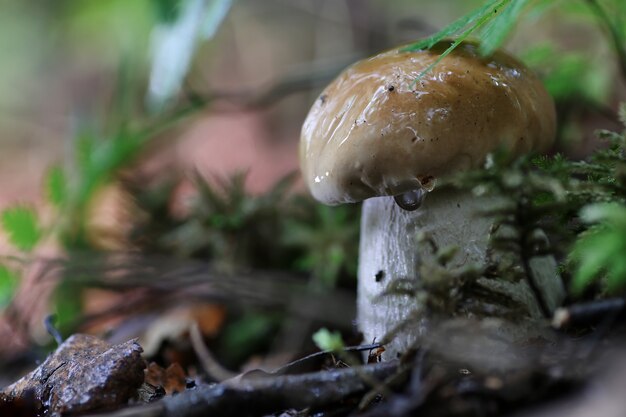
[89,360,400,417]
[552,298,626,329]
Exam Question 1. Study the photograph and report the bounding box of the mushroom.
[300,40,565,358]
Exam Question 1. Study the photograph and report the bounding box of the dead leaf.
[144,362,188,394]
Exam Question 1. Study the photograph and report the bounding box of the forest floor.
[1,295,625,417]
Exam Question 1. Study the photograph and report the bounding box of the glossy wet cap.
[300,40,556,205]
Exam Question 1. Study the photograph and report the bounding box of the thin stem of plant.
[586,0,626,80]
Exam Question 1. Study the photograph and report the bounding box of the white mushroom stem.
[357,188,565,359]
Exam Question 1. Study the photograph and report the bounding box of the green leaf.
[580,203,626,225]
[571,230,621,292]
[1,206,41,252]
[153,0,182,23]
[148,0,232,110]
[0,265,18,308]
[523,46,611,103]
[53,281,83,334]
[46,166,67,207]
[406,0,511,84]
[220,314,278,363]
[570,204,626,294]
[312,328,344,352]
[201,0,232,39]
[606,255,626,292]
[479,0,532,56]
[401,0,507,52]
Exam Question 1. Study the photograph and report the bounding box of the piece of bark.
[137,383,166,403]
[2,334,145,416]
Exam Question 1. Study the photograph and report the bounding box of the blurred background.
[0,0,622,206]
[0,0,624,381]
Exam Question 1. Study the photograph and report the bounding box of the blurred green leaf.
[53,281,83,334]
[64,0,154,60]
[148,0,232,110]
[76,130,145,206]
[585,0,626,81]
[155,172,299,269]
[201,0,232,39]
[570,203,626,294]
[153,0,182,23]
[522,45,611,103]
[402,0,507,53]
[312,328,344,352]
[0,265,18,309]
[478,0,532,56]
[1,206,41,252]
[283,204,359,288]
[219,314,279,364]
[580,203,626,224]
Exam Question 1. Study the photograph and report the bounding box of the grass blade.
[401,0,507,52]
[479,0,533,56]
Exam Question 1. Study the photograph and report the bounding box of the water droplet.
[393,189,426,211]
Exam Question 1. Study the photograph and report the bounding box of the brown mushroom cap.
[300,40,556,205]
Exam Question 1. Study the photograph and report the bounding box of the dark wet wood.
[1,334,145,416]
[88,360,400,417]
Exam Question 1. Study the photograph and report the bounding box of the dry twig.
[88,360,400,417]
